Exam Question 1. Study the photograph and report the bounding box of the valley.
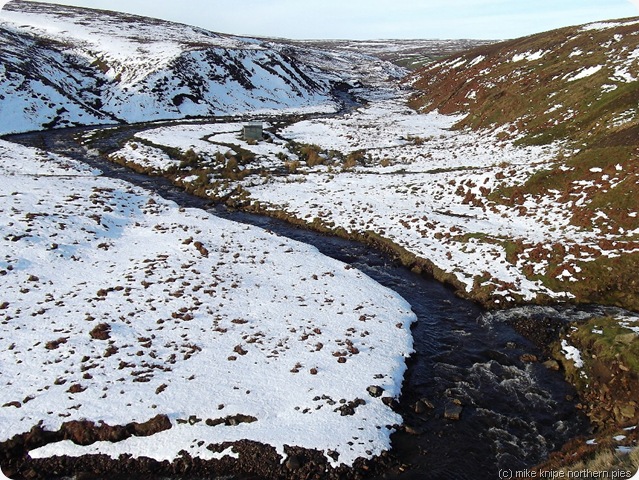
[1,0,638,479]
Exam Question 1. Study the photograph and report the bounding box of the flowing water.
[6,126,591,479]
[224,211,590,479]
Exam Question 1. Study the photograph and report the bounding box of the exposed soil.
[2,439,396,480]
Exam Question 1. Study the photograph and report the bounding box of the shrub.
[89,323,111,340]
[179,149,200,168]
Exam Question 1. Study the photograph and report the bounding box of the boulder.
[444,402,463,421]
[367,385,384,398]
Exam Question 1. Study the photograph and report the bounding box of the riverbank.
[68,97,639,313]
[498,307,639,476]
[0,138,417,479]
[1,130,594,479]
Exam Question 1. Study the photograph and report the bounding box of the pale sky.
[6,0,639,39]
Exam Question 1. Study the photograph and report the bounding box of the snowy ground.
[106,96,639,305]
[0,139,416,467]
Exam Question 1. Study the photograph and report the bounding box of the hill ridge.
[0,0,351,133]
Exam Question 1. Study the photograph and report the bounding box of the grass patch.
[552,315,639,430]
[568,316,639,374]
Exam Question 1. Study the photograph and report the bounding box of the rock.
[367,385,384,397]
[543,359,560,371]
[520,353,538,363]
[193,241,209,257]
[414,400,434,414]
[444,402,463,421]
[382,396,398,409]
[89,323,111,340]
[404,424,425,435]
[67,383,87,394]
[131,414,172,437]
[414,401,428,414]
[285,454,303,470]
[338,406,355,416]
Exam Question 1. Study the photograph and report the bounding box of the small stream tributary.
[6,127,591,479]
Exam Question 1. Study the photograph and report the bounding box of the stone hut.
[243,122,263,142]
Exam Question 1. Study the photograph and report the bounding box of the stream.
[5,126,591,479]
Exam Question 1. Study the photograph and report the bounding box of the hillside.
[0,0,404,134]
[406,18,639,144]
[404,18,639,310]
[278,39,496,70]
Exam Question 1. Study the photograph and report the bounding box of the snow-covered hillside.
[0,0,404,134]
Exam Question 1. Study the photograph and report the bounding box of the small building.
[243,122,263,142]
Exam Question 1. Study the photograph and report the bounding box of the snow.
[0,139,416,467]
[613,65,638,83]
[108,91,639,304]
[617,316,639,335]
[511,50,547,62]
[110,141,178,173]
[582,20,639,31]
[468,55,485,67]
[565,65,603,82]
[561,340,584,368]
[602,83,619,94]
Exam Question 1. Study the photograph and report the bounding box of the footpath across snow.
[0,139,415,467]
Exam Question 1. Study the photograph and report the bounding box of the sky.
[4,0,639,40]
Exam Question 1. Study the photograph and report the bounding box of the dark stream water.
[5,127,591,479]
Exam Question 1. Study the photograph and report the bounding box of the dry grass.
[556,446,639,477]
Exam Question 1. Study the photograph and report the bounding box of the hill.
[407,17,639,147]
[405,17,639,310]
[0,0,404,134]
[277,39,496,70]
